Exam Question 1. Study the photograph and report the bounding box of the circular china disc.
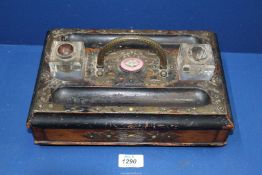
[120,57,144,72]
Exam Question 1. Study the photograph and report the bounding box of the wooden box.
[26,29,234,146]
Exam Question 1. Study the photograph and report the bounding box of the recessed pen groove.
[53,87,210,107]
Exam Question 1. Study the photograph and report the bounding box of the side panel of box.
[32,127,229,146]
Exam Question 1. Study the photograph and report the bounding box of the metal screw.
[97,71,103,76]
[160,71,167,77]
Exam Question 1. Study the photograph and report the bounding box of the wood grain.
[32,127,229,146]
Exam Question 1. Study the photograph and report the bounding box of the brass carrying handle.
[96,35,167,69]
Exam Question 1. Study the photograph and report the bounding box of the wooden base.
[32,128,230,146]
